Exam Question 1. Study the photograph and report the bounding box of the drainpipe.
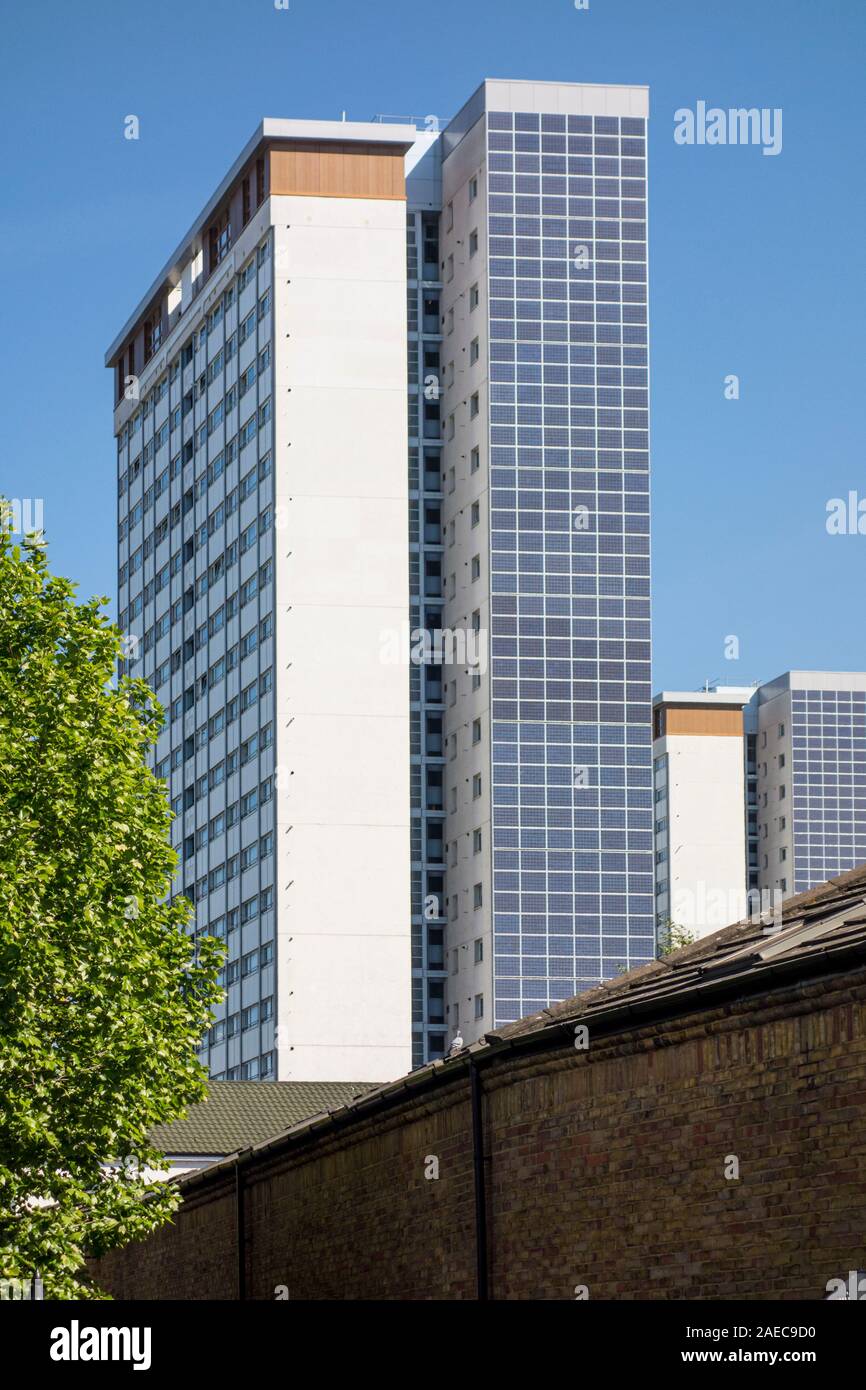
[470,1057,489,1300]
[235,1156,246,1301]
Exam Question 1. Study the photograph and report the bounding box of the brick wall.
[92,972,866,1299]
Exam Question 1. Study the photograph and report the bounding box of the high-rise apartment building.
[757,671,866,896]
[436,81,653,1043]
[653,672,866,938]
[107,78,654,1076]
[108,120,419,1084]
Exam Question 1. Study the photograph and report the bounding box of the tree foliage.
[0,520,222,1297]
[656,918,698,957]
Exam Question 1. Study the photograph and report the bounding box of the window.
[239,362,256,398]
[208,210,231,272]
[241,949,259,977]
[144,312,162,362]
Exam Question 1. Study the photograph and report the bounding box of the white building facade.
[109,121,418,1083]
[652,688,757,939]
[653,673,866,939]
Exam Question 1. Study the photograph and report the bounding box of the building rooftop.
[104,116,418,365]
[653,686,757,707]
[150,1079,379,1157]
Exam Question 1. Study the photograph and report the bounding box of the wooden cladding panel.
[269,143,406,201]
[663,706,745,737]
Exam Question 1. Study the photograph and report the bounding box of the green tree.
[0,518,222,1298]
[656,918,697,957]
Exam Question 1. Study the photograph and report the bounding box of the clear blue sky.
[1,0,863,691]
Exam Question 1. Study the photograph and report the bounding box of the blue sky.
[1,0,863,691]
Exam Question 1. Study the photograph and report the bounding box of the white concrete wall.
[271,194,412,1082]
[659,733,748,937]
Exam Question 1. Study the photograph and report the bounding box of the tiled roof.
[150,1080,378,1156]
